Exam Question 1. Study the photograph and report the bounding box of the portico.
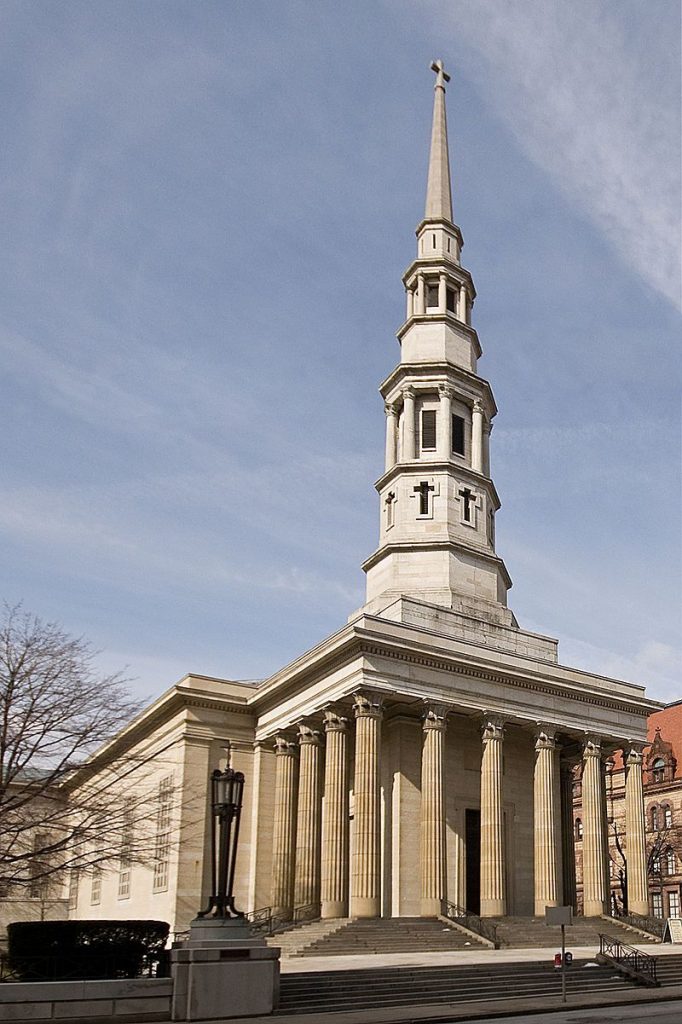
[256,597,655,921]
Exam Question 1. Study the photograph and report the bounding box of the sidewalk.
[279,941,679,974]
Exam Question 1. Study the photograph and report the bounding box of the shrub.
[6,919,170,981]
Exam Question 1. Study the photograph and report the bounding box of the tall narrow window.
[446,287,456,313]
[670,891,680,917]
[118,804,133,899]
[426,284,439,308]
[652,892,663,918]
[91,867,102,906]
[666,848,676,875]
[664,806,673,828]
[652,758,665,783]
[488,509,495,545]
[29,833,49,899]
[153,777,173,893]
[421,410,436,450]
[432,233,437,248]
[68,869,79,912]
[452,414,465,455]
[651,806,659,831]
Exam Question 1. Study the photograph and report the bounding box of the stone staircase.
[490,915,660,948]
[264,918,348,957]
[277,957,640,1015]
[268,916,488,957]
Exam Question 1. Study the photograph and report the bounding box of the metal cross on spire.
[430,59,451,89]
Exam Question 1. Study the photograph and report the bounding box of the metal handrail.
[611,912,664,939]
[598,933,659,986]
[441,900,499,947]
[246,902,320,937]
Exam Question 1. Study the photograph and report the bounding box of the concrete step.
[278,961,632,1013]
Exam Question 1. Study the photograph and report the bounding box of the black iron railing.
[246,902,320,937]
[612,912,664,939]
[598,933,659,986]
[440,900,499,948]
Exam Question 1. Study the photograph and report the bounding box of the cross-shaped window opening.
[385,491,396,528]
[459,487,474,523]
[414,480,434,516]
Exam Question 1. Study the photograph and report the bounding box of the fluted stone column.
[458,282,467,324]
[533,727,560,915]
[351,692,383,918]
[271,736,298,918]
[294,725,323,909]
[406,287,414,320]
[582,737,608,916]
[480,716,506,917]
[438,385,453,461]
[438,272,447,313]
[483,422,491,477]
[321,711,350,918]
[624,745,649,916]
[402,388,416,461]
[416,274,425,315]
[421,704,448,916]
[471,399,484,473]
[384,403,398,471]
[560,758,578,911]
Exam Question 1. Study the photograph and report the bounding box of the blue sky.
[1,0,680,705]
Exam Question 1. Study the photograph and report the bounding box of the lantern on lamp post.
[198,747,245,919]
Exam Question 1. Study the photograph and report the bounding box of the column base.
[421,897,443,917]
[583,899,606,916]
[534,899,558,916]
[321,900,348,919]
[350,897,381,918]
[480,899,506,917]
[628,899,649,916]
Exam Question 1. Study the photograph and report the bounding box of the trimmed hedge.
[6,919,170,981]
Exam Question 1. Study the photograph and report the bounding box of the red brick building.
[574,700,682,919]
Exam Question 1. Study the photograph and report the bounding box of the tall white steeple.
[361,61,515,627]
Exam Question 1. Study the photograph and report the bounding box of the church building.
[66,63,659,935]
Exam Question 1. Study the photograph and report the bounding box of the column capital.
[402,385,416,400]
[323,709,350,734]
[481,715,505,742]
[473,398,484,414]
[274,735,298,757]
[534,724,557,750]
[384,402,398,417]
[297,723,323,747]
[353,691,384,719]
[624,744,646,766]
[438,383,455,400]
[582,735,603,758]
[422,702,449,731]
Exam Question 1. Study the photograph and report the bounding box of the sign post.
[546,906,573,1003]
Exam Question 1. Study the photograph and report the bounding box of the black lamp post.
[198,750,245,919]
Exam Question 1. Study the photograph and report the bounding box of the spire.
[425,60,453,223]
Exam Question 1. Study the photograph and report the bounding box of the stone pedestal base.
[321,900,347,919]
[171,918,280,1021]
[480,898,505,917]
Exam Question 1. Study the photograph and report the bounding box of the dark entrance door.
[465,808,481,914]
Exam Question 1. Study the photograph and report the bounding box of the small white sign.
[663,918,682,944]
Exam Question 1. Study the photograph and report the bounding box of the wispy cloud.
[424,0,681,309]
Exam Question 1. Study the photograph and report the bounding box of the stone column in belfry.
[321,711,350,918]
[271,736,298,918]
[581,736,608,916]
[624,744,649,916]
[351,692,384,918]
[421,703,448,916]
[559,757,578,910]
[480,716,506,917]
[293,724,323,909]
[533,727,560,914]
